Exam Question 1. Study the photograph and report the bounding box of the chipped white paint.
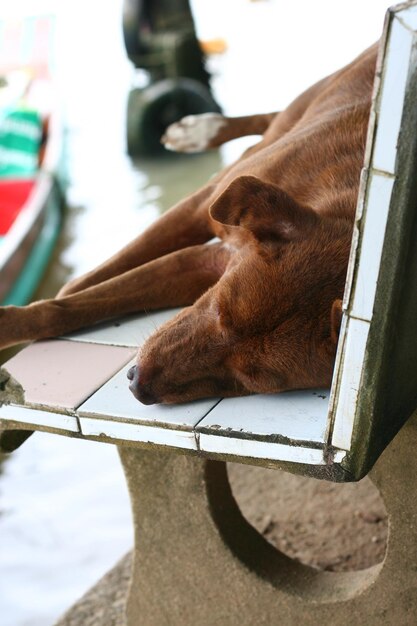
[199,433,328,465]
[372,16,413,174]
[80,416,197,450]
[64,308,182,347]
[331,318,370,451]
[78,360,219,429]
[197,390,329,444]
[0,404,79,433]
[163,113,226,153]
[349,172,395,321]
[332,449,347,464]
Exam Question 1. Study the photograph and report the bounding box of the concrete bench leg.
[118,416,417,626]
[0,368,32,453]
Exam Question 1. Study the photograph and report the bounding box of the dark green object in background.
[127,78,220,156]
[123,0,221,156]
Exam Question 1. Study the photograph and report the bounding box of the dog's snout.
[127,364,157,405]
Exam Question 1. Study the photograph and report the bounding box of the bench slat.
[0,404,79,433]
[197,391,329,446]
[198,433,344,466]
[3,339,136,410]
[78,359,220,430]
[80,416,198,450]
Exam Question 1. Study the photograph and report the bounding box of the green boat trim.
[2,175,62,306]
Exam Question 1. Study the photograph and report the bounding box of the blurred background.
[0,1,393,624]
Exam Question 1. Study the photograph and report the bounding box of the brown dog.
[0,44,377,404]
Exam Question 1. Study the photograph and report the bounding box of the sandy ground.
[228,463,387,572]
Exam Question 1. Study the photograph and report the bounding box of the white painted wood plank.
[63,309,182,347]
[0,404,79,432]
[342,168,369,311]
[197,390,329,444]
[331,318,370,451]
[372,17,413,174]
[198,433,332,465]
[80,416,197,450]
[349,172,395,321]
[325,314,349,443]
[77,360,220,429]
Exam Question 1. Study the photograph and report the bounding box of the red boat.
[0,14,64,305]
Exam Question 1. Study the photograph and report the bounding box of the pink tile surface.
[4,340,136,410]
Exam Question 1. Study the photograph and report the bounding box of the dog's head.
[129,176,352,404]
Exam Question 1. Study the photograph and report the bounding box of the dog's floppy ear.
[210,175,317,241]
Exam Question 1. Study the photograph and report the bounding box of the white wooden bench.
[2,3,417,624]
[0,309,341,472]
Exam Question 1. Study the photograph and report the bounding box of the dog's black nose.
[127,364,157,405]
[127,365,136,381]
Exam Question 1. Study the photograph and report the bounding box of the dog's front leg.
[0,243,230,349]
[58,184,218,297]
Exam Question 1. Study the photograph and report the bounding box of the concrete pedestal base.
[119,415,417,626]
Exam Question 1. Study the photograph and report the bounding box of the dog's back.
[213,44,378,224]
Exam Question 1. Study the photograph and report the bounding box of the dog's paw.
[161,113,226,153]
